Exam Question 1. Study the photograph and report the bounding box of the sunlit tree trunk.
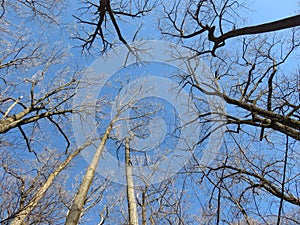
[65,121,114,225]
[125,137,139,225]
[10,142,91,225]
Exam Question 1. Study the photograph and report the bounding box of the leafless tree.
[125,137,139,225]
[0,1,90,224]
[2,0,300,224]
[156,1,300,224]
[73,0,157,53]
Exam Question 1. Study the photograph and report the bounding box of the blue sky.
[251,0,298,24]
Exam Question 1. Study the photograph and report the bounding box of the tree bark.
[10,142,91,225]
[125,137,139,225]
[65,122,114,225]
[141,191,147,225]
[212,14,300,44]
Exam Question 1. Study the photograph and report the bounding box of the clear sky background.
[250,0,298,24]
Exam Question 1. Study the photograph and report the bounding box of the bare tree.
[0,1,89,224]
[156,1,300,224]
[2,0,300,224]
[125,137,139,225]
[65,82,162,224]
[65,116,116,225]
[74,0,156,52]
[5,140,94,225]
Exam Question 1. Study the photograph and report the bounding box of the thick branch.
[209,14,300,55]
[216,14,300,43]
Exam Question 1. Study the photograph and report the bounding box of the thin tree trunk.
[65,121,114,225]
[141,191,147,225]
[10,142,92,225]
[125,137,139,225]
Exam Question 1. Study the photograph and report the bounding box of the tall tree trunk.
[125,137,139,225]
[10,142,92,225]
[141,191,147,225]
[65,121,114,225]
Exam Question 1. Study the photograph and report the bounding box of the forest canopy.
[1,1,300,224]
